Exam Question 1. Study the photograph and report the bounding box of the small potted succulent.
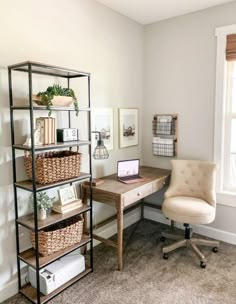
[34,84,79,116]
[29,192,55,220]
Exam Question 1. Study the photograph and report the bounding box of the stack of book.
[52,199,83,214]
[36,117,56,145]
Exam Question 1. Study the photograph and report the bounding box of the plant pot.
[32,95,73,107]
[38,209,47,220]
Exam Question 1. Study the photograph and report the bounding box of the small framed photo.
[91,108,114,150]
[119,108,139,148]
[58,185,77,205]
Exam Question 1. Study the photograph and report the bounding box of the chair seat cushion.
[162,196,215,225]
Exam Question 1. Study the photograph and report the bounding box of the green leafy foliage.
[37,84,79,116]
[29,192,55,211]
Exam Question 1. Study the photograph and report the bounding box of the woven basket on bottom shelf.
[24,150,82,184]
[31,215,84,256]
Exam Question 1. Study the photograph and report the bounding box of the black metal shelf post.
[8,61,93,304]
[8,63,22,292]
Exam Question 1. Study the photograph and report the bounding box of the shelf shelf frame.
[9,61,90,78]
[9,61,93,304]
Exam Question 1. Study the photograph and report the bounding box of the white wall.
[2,0,236,301]
[143,2,236,236]
[0,0,143,301]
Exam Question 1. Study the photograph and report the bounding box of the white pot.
[38,209,47,220]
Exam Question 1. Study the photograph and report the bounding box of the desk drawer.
[123,184,153,207]
[152,177,168,192]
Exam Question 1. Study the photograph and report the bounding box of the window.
[215,25,236,205]
[224,61,236,191]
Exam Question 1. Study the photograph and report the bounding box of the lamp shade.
[92,131,109,159]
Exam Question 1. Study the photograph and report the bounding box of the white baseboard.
[144,207,236,245]
[93,208,141,247]
[0,278,18,303]
[0,270,27,303]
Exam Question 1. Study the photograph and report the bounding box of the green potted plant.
[29,192,55,220]
[34,84,79,116]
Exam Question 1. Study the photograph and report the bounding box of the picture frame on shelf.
[119,108,139,148]
[58,185,78,206]
[91,107,114,151]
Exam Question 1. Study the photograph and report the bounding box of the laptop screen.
[117,159,140,178]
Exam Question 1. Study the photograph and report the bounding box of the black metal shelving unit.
[8,61,93,304]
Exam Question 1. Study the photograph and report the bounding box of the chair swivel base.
[161,229,219,268]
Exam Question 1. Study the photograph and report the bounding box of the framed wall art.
[58,185,78,205]
[91,108,114,151]
[119,108,138,148]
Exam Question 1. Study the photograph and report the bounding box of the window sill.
[216,191,236,207]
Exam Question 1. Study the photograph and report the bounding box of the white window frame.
[214,24,236,207]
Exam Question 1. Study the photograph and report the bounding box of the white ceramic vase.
[38,209,47,220]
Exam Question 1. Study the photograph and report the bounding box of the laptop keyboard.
[120,175,141,180]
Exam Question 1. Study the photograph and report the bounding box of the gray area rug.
[3,220,236,304]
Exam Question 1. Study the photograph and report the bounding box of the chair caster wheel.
[212,247,218,253]
[200,261,206,268]
[163,253,168,260]
[160,236,166,242]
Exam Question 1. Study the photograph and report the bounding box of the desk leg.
[141,199,144,220]
[117,203,123,271]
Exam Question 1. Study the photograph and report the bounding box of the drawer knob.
[137,191,141,196]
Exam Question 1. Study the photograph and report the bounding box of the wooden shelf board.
[15,173,91,191]
[19,267,92,304]
[17,204,91,230]
[13,140,91,151]
[19,236,91,268]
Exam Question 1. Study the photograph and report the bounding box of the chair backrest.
[164,160,217,207]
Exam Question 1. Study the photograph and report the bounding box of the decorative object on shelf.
[24,150,82,184]
[23,124,42,146]
[92,131,109,159]
[36,117,56,144]
[57,128,79,142]
[91,108,113,150]
[31,215,84,256]
[28,250,85,295]
[29,192,55,220]
[152,114,178,157]
[52,185,83,214]
[58,185,78,205]
[119,108,139,148]
[52,199,82,214]
[34,84,79,116]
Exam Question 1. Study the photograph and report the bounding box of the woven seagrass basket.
[24,150,82,184]
[31,215,84,256]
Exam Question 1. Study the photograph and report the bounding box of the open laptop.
[117,159,145,184]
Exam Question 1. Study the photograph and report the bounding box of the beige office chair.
[161,160,219,268]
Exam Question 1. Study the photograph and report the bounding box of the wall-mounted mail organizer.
[152,114,178,157]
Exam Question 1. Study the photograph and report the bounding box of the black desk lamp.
[92,131,109,160]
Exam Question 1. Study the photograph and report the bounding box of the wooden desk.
[82,166,170,270]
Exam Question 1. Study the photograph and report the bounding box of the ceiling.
[96,0,234,24]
